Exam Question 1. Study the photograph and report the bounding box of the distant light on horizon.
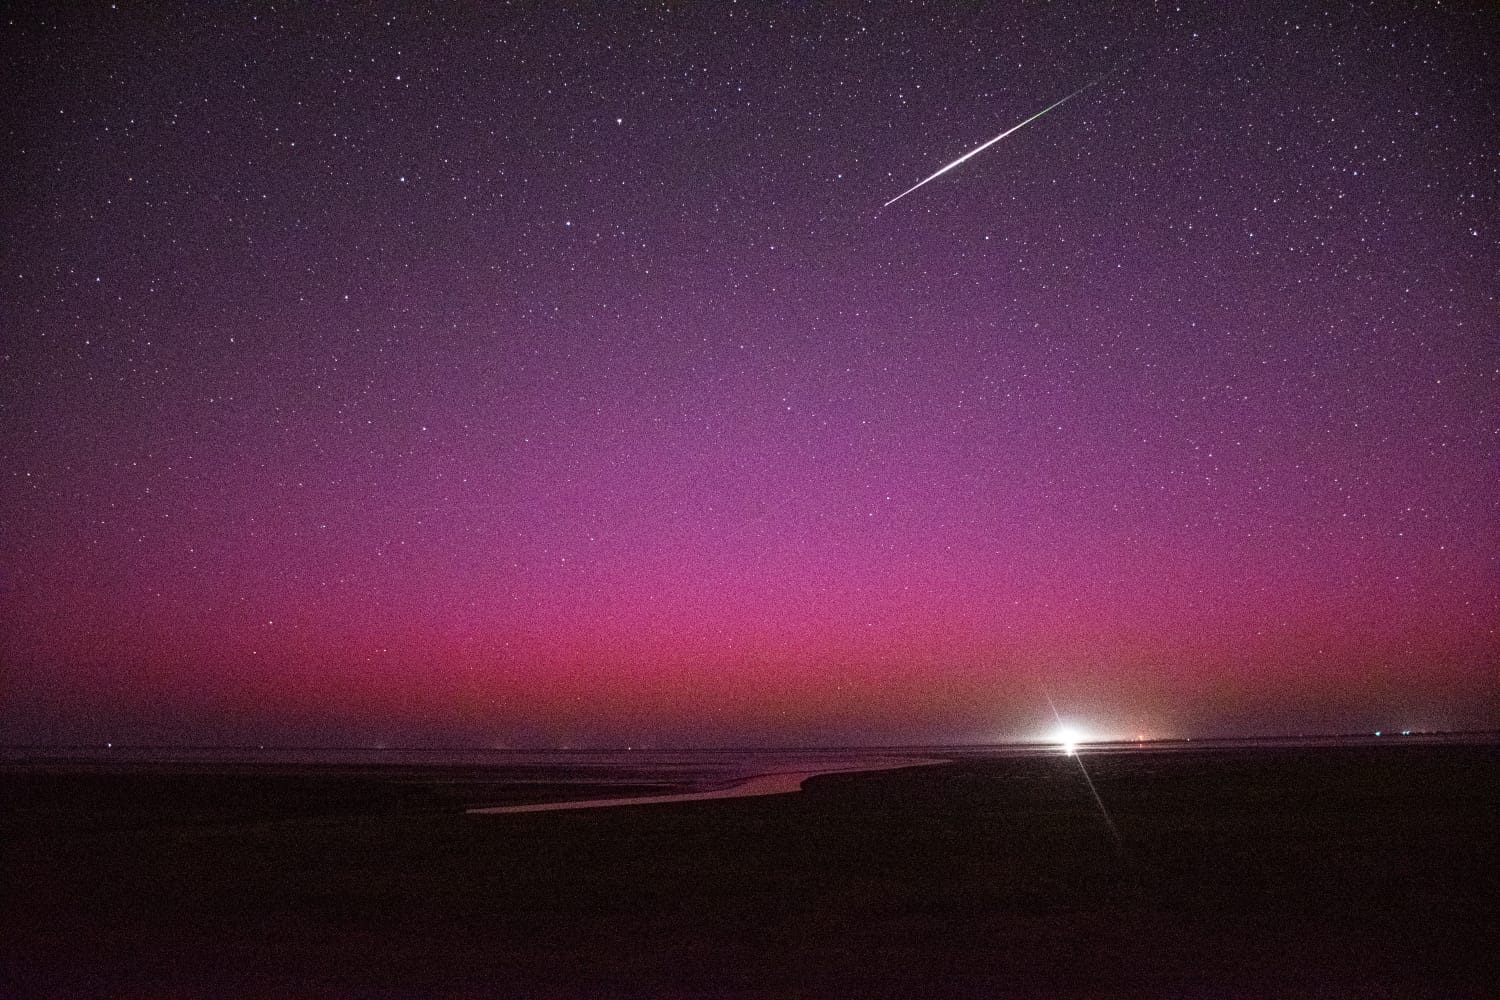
[1054,725,1085,756]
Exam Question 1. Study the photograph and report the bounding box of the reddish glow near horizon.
[1,5,1496,746]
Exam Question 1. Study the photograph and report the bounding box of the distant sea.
[2,731,1492,789]
[0,745,958,793]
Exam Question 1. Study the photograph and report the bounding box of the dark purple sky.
[3,2,1496,747]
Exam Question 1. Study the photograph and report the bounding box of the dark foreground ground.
[4,745,1497,998]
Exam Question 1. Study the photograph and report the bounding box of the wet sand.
[5,743,1497,997]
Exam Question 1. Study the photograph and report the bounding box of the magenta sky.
[3,3,1496,747]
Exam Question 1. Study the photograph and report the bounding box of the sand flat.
[9,744,1497,997]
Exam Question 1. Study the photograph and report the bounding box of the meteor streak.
[882,81,1095,208]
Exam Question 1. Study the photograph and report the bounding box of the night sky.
[3,2,1496,748]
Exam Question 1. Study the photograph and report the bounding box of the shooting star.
[882,80,1096,208]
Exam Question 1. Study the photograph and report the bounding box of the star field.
[2,2,1495,746]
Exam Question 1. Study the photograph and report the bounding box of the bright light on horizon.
[1053,724,1084,755]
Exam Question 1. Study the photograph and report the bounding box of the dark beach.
[4,743,1497,998]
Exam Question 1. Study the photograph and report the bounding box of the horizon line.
[3,729,1495,754]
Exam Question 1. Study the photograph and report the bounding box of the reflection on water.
[467,757,947,814]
